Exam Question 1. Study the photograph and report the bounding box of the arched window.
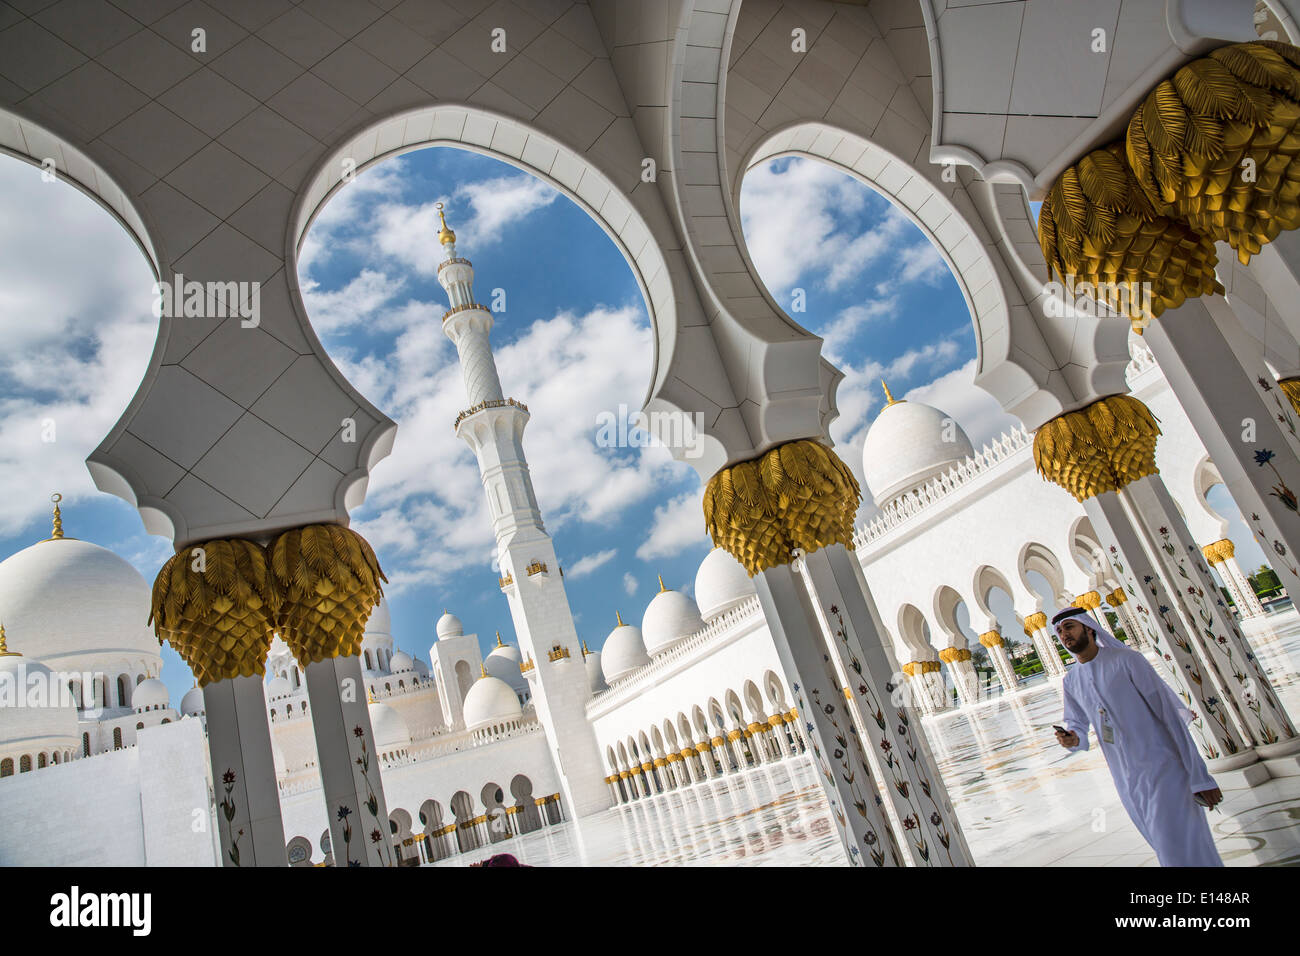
[37,752,47,769]
[136,674,144,684]
[385,683,391,693]
[19,755,31,773]
[271,708,277,720]
[118,675,130,708]
[301,701,307,713]
[113,728,122,750]
[365,650,373,669]
[52,752,59,765]
[161,718,170,724]
[398,680,404,689]
[136,722,144,730]
[1,758,12,777]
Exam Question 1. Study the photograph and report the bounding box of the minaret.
[436,205,610,816]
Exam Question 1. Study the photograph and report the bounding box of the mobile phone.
[1052,724,1068,734]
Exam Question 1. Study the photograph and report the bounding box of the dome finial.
[657,573,666,592]
[367,688,376,704]
[495,630,503,647]
[435,201,456,246]
[50,492,64,539]
[480,660,488,679]
[0,622,16,657]
[881,380,902,408]
[615,610,623,627]
[581,639,590,657]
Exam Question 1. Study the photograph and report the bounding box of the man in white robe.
[1052,606,1224,866]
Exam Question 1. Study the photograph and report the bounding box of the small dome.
[180,686,204,717]
[601,617,650,683]
[132,677,168,711]
[390,650,414,674]
[463,674,523,730]
[266,676,293,702]
[485,639,527,692]
[365,596,392,635]
[0,649,79,752]
[862,393,974,506]
[695,548,755,619]
[368,700,410,751]
[436,610,463,640]
[642,583,704,655]
[413,657,429,677]
[584,648,606,693]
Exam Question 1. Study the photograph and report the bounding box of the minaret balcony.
[452,396,529,431]
[436,256,471,274]
[547,645,571,663]
[525,560,548,579]
[498,572,514,590]
[442,301,491,323]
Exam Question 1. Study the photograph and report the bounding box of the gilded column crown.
[1023,611,1048,632]
[1278,378,1300,415]
[1074,590,1102,610]
[1033,394,1161,501]
[1108,586,1128,605]
[1201,538,1235,564]
[702,438,860,575]
[978,630,1004,647]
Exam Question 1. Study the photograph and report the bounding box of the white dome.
[601,620,650,683]
[436,611,463,640]
[365,596,392,635]
[485,643,527,692]
[862,396,974,506]
[413,657,429,677]
[180,686,204,717]
[0,537,161,669]
[0,651,79,753]
[368,700,410,751]
[132,677,168,711]
[462,674,523,730]
[390,650,414,674]
[584,649,606,693]
[266,676,293,702]
[695,548,755,619]
[642,585,704,655]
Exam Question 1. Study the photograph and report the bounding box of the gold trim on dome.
[495,630,504,647]
[0,622,18,657]
[615,610,623,627]
[657,573,666,592]
[48,493,65,540]
[881,380,902,407]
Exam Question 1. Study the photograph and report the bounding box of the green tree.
[1250,565,1282,596]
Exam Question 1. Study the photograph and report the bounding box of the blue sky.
[0,147,1268,702]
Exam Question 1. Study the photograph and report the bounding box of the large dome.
[0,645,79,755]
[364,596,392,636]
[0,536,160,669]
[642,584,704,655]
[695,548,755,619]
[368,700,410,751]
[484,639,526,692]
[862,393,974,506]
[463,674,523,731]
[601,617,650,684]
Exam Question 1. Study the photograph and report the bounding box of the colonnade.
[605,710,808,806]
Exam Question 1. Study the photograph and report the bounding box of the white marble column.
[770,717,793,758]
[1145,296,1300,593]
[979,631,1019,693]
[752,560,906,867]
[1205,540,1267,619]
[203,675,287,867]
[1223,554,1266,618]
[1121,476,1299,757]
[1107,587,1148,650]
[303,654,396,867]
[1082,491,1261,773]
[940,649,979,705]
[791,545,977,866]
[902,664,936,716]
[1024,613,1067,678]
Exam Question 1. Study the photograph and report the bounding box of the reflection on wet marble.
[432,611,1300,867]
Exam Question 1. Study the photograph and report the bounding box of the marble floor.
[432,611,1300,867]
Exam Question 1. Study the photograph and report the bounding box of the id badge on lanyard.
[1098,703,1115,745]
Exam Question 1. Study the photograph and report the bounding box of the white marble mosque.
[5,0,1300,867]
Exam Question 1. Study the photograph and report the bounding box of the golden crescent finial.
[480,661,488,678]
[435,201,456,246]
[495,630,503,647]
[49,493,64,539]
[657,574,666,592]
[615,610,623,627]
[881,380,902,408]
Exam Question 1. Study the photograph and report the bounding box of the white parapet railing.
[586,596,765,718]
[853,426,1032,548]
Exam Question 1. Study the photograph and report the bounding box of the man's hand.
[1195,787,1223,809]
[1055,727,1079,749]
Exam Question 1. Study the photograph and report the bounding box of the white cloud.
[903,358,1020,450]
[622,572,638,595]
[636,489,709,562]
[0,159,158,537]
[567,548,617,579]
